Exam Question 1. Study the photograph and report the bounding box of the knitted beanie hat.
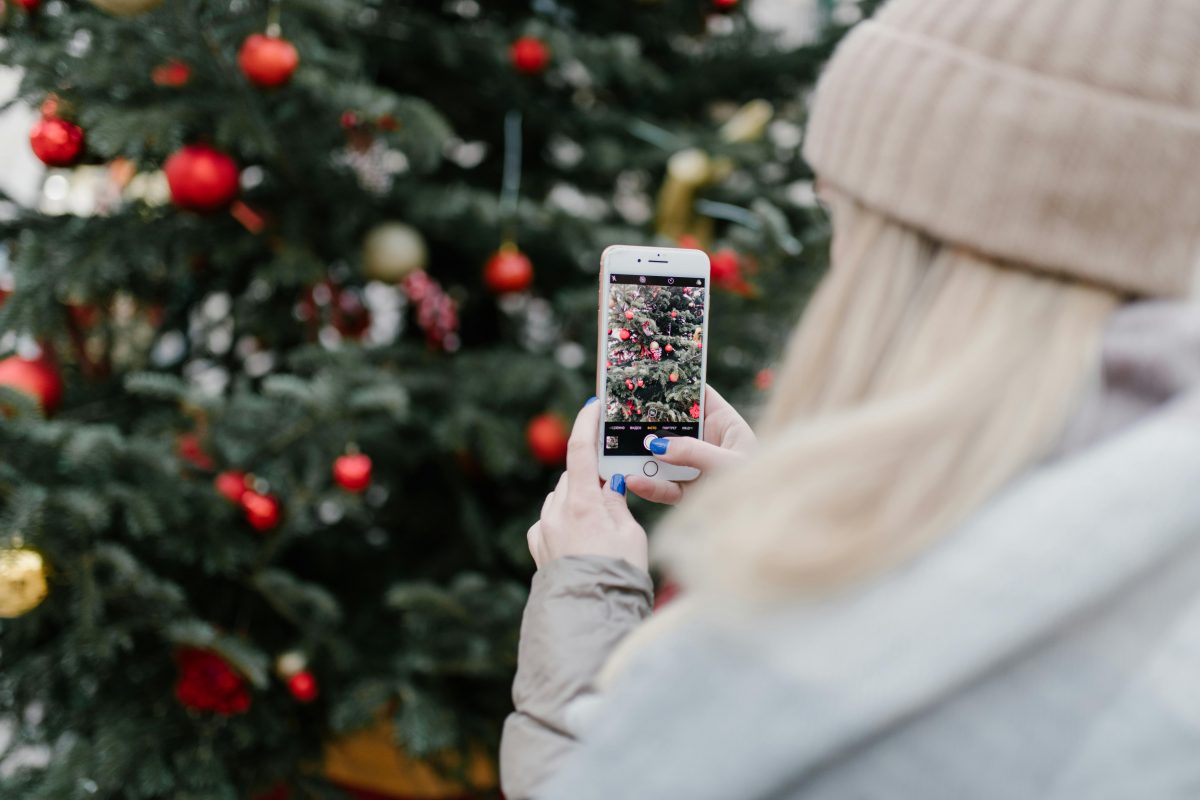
[802,0,1200,298]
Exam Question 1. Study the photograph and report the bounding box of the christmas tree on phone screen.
[606,282,704,423]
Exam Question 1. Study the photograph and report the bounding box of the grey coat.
[501,301,1200,799]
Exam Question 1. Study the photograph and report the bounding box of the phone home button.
[642,460,660,477]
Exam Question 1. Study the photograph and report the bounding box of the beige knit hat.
[802,0,1200,298]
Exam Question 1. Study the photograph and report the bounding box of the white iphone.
[596,245,711,483]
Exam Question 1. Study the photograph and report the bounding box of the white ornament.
[666,148,711,184]
[275,650,307,678]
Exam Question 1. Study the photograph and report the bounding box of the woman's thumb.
[603,474,632,512]
[647,435,740,473]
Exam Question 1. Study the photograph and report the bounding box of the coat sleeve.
[499,555,654,800]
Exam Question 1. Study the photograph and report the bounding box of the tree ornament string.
[485,109,535,293]
[499,109,523,247]
[266,0,282,37]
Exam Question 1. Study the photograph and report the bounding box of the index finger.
[566,398,602,502]
[704,384,736,417]
[702,385,738,444]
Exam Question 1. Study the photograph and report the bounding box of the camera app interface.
[604,273,706,455]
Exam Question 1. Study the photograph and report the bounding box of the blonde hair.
[654,190,1121,601]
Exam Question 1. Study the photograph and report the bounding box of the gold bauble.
[719,99,774,143]
[89,0,163,15]
[324,716,497,797]
[362,222,428,283]
[0,547,48,618]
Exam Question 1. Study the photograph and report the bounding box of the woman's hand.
[624,385,756,505]
[526,399,648,572]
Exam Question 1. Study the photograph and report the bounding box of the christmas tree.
[0,0,874,796]
[606,281,705,424]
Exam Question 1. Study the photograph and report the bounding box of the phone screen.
[603,272,707,455]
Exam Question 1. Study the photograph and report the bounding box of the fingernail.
[584,396,598,406]
[610,474,626,495]
[649,437,669,455]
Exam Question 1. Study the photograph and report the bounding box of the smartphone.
[596,245,711,482]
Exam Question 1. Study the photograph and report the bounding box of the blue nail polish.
[649,437,669,455]
[584,396,598,406]
[611,474,626,495]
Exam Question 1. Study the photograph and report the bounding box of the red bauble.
[29,117,84,167]
[238,33,300,88]
[710,249,742,287]
[618,329,631,341]
[174,647,251,716]
[664,344,673,353]
[165,144,239,212]
[624,309,634,320]
[713,0,739,7]
[152,59,192,87]
[526,413,569,466]
[215,470,248,503]
[12,0,39,10]
[605,360,612,368]
[0,355,62,413]
[625,379,634,390]
[669,372,678,383]
[755,368,774,391]
[484,248,534,294]
[177,433,214,470]
[510,36,550,75]
[333,453,372,492]
[636,379,644,387]
[241,490,281,531]
[670,309,678,318]
[689,401,701,419]
[287,670,319,703]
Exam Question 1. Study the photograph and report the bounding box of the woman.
[504,0,1200,797]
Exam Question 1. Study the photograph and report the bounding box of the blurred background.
[0,1,876,797]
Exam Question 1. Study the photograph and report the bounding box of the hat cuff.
[803,19,1200,298]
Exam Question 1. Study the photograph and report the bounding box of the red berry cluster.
[214,470,282,531]
[297,280,372,340]
[403,271,460,350]
[174,647,250,716]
